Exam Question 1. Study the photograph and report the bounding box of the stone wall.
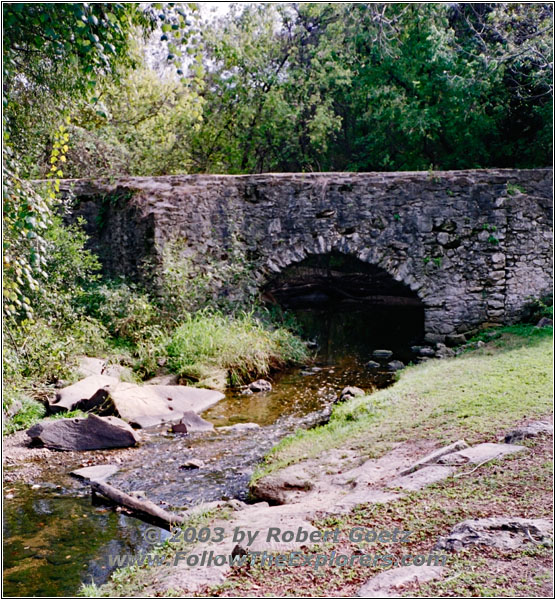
[64,168,553,342]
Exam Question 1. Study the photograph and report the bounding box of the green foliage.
[3,214,107,430]
[3,396,46,435]
[167,310,308,388]
[85,282,156,344]
[187,2,551,173]
[66,64,204,178]
[156,237,257,319]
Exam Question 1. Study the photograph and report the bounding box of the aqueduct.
[66,168,553,344]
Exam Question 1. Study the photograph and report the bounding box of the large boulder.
[27,414,139,451]
[49,375,119,414]
[78,382,224,428]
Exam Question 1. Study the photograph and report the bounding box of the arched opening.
[264,252,425,363]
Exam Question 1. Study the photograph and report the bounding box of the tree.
[2,2,200,318]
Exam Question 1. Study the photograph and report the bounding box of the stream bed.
[3,306,421,596]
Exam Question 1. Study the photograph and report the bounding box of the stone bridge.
[67,168,553,344]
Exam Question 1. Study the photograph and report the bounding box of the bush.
[84,281,157,344]
[167,310,308,388]
[3,395,46,435]
[521,294,553,324]
[156,237,257,320]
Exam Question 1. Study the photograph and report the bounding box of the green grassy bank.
[253,324,553,483]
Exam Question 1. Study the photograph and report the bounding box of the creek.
[3,304,422,596]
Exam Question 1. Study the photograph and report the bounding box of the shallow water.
[3,306,421,596]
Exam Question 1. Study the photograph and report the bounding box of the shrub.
[167,310,308,388]
[84,281,157,344]
[156,237,258,320]
[3,394,46,435]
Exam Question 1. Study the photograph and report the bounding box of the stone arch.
[261,247,427,355]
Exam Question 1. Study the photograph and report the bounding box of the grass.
[210,435,553,597]
[80,323,553,598]
[3,396,46,435]
[252,324,553,482]
[3,401,88,435]
[166,310,309,389]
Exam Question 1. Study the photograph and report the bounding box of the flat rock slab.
[504,420,553,444]
[27,414,139,451]
[358,565,445,597]
[388,466,454,491]
[49,375,119,413]
[438,442,526,465]
[435,517,553,552]
[333,489,401,514]
[400,440,468,476]
[79,382,224,428]
[71,464,119,483]
[250,463,314,504]
[137,410,214,431]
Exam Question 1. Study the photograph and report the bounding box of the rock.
[400,440,469,476]
[365,360,381,370]
[27,414,139,451]
[217,423,260,432]
[300,366,323,376]
[438,442,526,465]
[4,399,22,418]
[476,340,486,348]
[129,490,147,500]
[536,317,553,328]
[49,375,119,414]
[435,517,553,552]
[77,357,131,381]
[77,356,107,378]
[180,459,204,470]
[445,333,467,347]
[144,373,180,386]
[248,379,272,393]
[410,345,423,354]
[387,360,405,371]
[419,347,436,357]
[169,412,214,434]
[388,465,455,492]
[333,490,401,514]
[171,422,188,434]
[424,333,444,345]
[226,499,248,511]
[71,464,119,483]
[504,420,553,443]
[250,464,314,504]
[358,565,445,597]
[435,343,455,358]
[337,386,365,403]
[372,349,393,360]
[78,382,224,428]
